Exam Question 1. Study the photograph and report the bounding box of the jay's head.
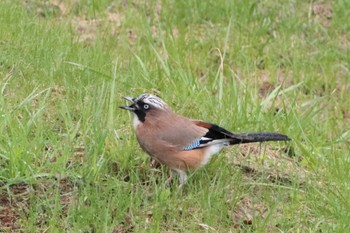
[119,93,169,123]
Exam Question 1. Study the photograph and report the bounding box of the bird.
[119,93,290,186]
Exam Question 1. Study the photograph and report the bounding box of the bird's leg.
[150,158,161,169]
[174,169,188,188]
[165,169,176,186]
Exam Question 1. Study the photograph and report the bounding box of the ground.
[0,0,349,232]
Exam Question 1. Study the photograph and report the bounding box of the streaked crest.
[135,94,167,109]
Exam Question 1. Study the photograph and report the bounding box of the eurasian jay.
[119,93,290,186]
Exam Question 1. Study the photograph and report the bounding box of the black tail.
[229,132,291,145]
[193,121,290,146]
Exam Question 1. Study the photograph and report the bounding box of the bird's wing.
[179,120,234,151]
[156,116,209,149]
[160,119,290,152]
[192,120,235,139]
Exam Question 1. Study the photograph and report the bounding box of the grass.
[0,0,349,232]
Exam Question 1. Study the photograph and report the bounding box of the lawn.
[0,0,349,232]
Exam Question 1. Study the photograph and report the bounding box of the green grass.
[0,0,349,232]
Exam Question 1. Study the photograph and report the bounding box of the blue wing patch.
[181,139,201,151]
[181,136,232,151]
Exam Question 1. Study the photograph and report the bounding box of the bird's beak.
[118,96,136,111]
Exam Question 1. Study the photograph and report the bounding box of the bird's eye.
[143,104,150,110]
